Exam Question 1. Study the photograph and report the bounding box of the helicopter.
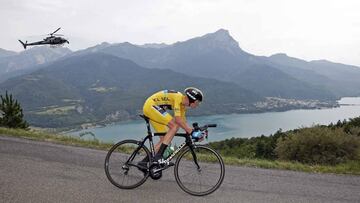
[18,27,69,49]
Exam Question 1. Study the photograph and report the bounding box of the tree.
[0,91,29,129]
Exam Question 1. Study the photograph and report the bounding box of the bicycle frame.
[125,115,201,170]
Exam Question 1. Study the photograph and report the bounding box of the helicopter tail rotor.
[18,40,27,49]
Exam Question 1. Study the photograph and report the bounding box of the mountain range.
[1,29,359,128]
[0,53,261,128]
[0,46,71,82]
[70,29,347,100]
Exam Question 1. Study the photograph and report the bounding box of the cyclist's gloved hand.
[191,130,204,142]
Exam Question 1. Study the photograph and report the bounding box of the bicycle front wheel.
[104,139,151,189]
[174,145,225,196]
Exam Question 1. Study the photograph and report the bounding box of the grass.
[222,157,360,175]
[1,127,359,175]
[0,127,113,150]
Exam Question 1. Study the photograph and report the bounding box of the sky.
[1,0,360,66]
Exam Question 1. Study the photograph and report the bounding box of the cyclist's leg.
[152,119,179,161]
[143,105,169,159]
[144,105,179,160]
[161,119,179,145]
[150,120,167,152]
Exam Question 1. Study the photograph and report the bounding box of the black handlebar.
[206,124,217,128]
[192,122,217,131]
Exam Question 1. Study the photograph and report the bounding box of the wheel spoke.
[104,140,150,189]
[174,145,225,196]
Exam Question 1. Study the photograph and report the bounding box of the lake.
[70,97,360,144]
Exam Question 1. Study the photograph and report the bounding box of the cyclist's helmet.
[184,87,204,103]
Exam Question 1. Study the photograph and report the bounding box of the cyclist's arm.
[173,94,192,133]
[174,116,192,134]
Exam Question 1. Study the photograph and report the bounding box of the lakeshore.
[69,97,360,143]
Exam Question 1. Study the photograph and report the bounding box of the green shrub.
[0,91,29,129]
[275,126,360,165]
[344,117,360,135]
[209,129,287,160]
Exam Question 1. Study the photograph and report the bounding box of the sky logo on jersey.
[153,105,168,116]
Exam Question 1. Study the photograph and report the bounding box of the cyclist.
[140,87,205,166]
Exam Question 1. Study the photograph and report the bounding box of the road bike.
[104,115,225,196]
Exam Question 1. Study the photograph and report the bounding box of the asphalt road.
[1,135,359,203]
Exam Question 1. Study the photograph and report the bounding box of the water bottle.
[163,144,175,159]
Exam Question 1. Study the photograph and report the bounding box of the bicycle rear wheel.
[174,145,225,196]
[104,139,151,189]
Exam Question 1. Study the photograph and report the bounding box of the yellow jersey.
[143,90,186,117]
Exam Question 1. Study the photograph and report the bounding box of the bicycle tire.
[104,139,151,189]
[174,145,225,196]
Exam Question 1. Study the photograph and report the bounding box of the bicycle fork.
[189,145,201,172]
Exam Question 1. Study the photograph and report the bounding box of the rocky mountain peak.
[191,28,244,55]
[211,29,231,38]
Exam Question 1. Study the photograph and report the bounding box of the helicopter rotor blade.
[53,34,64,36]
[50,27,61,35]
[22,34,47,39]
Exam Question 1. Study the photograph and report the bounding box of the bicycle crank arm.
[151,163,175,173]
